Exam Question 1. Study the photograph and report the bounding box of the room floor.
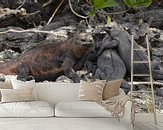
[135,122,163,130]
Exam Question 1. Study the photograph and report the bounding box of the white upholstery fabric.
[34,83,79,104]
[0,118,132,130]
[11,80,35,89]
[11,79,37,100]
[55,101,112,117]
[34,83,125,105]
[1,88,34,103]
[0,101,54,117]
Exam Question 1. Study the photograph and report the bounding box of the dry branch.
[0,28,58,35]
[47,0,64,25]
[0,7,27,19]
[68,0,88,19]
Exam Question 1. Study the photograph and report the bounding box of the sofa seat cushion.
[55,101,112,117]
[0,101,54,117]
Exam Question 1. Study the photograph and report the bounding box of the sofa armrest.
[119,89,133,124]
[119,101,134,129]
[123,101,132,122]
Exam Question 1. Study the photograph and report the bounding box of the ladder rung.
[133,48,147,51]
[128,81,163,85]
[133,61,149,63]
[133,74,150,77]
[133,91,152,93]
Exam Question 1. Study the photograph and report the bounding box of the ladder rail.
[131,35,134,100]
[130,35,157,125]
[146,35,157,124]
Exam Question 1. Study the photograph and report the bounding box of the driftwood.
[0,8,41,28]
[0,7,27,19]
[0,28,63,35]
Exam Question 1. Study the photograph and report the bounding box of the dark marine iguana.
[0,33,93,82]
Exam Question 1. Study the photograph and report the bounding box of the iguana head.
[73,32,94,47]
[109,22,122,37]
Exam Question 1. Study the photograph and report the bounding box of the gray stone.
[56,75,73,83]
[121,80,131,94]
[0,49,20,60]
[156,87,163,97]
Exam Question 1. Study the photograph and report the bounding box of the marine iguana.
[0,33,93,82]
[87,32,127,80]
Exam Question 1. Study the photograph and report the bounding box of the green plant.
[123,0,152,8]
[144,94,154,113]
[86,0,153,24]
[88,0,118,16]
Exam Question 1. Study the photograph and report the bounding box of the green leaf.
[89,8,96,16]
[123,0,152,8]
[91,0,117,9]
[107,16,111,25]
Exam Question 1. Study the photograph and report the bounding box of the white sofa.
[0,82,132,130]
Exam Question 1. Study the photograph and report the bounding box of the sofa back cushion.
[103,80,122,100]
[11,80,35,89]
[35,83,79,105]
[0,81,13,101]
[11,79,37,100]
[1,88,34,103]
[34,82,125,105]
[78,80,106,101]
[0,81,12,89]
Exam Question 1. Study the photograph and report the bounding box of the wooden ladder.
[130,35,157,125]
